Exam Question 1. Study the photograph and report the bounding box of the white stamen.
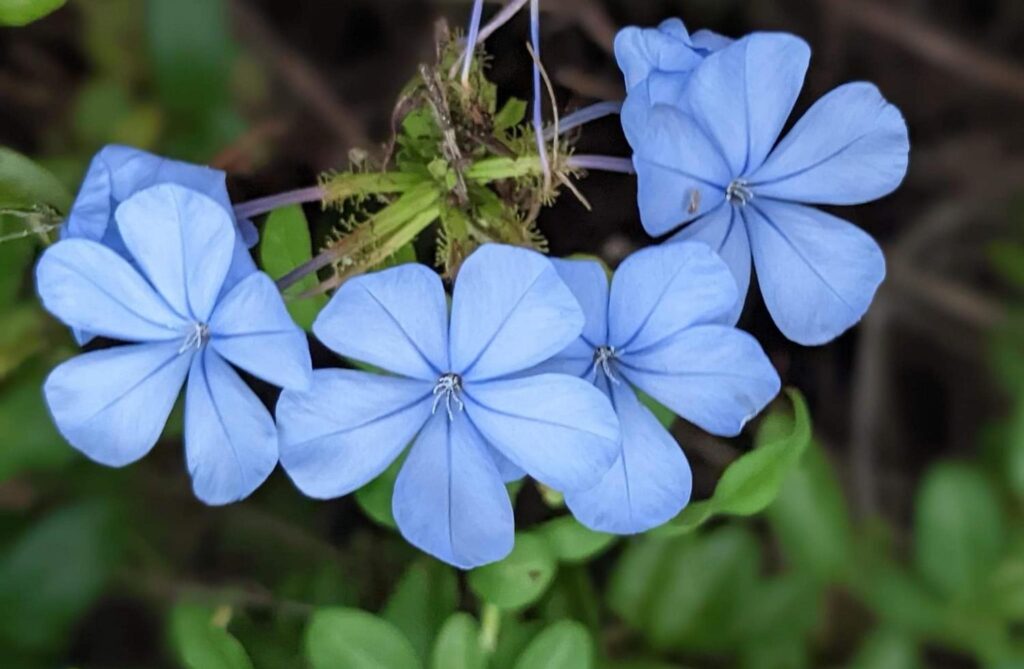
[591,345,621,385]
[179,322,210,354]
[726,179,754,206]
[432,373,465,420]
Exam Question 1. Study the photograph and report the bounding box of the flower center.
[726,179,754,206]
[432,373,465,419]
[591,345,621,384]
[179,322,210,354]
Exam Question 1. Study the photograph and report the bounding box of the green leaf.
[0,232,34,310]
[494,98,528,132]
[1007,399,1024,498]
[0,147,73,212]
[0,306,46,380]
[512,621,592,669]
[989,241,1024,289]
[914,463,1006,599]
[170,603,254,669]
[656,388,812,536]
[538,566,601,631]
[259,205,328,331]
[430,613,485,669]
[383,558,458,661]
[305,608,420,669]
[0,503,122,652]
[536,516,615,564]
[0,0,66,26]
[636,388,674,429]
[490,617,542,669]
[0,364,75,481]
[848,628,920,669]
[355,454,403,529]
[468,533,557,611]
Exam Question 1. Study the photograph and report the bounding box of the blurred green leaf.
[383,558,458,661]
[738,637,808,669]
[914,463,1006,599]
[490,617,542,669]
[849,628,920,669]
[0,307,46,380]
[767,441,853,581]
[305,608,420,669]
[468,533,557,611]
[0,147,73,213]
[731,573,820,644]
[260,205,328,331]
[73,79,163,151]
[539,566,601,631]
[494,98,528,132]
[0,0,65,26]
[989,241,1024,289]
[512,620,592,669]
[636,388,675,429]
[430,613,485,669]
[536,516,615,564]
[0,236,33,310]
[1007,399,1024,498]
[0,503,121,652]
[170,603,254,669]
[355,454,403,529]
[0,364,74,481]
[656,388,811,536]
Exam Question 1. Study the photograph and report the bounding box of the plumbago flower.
[64,145,259,344]
[536,243,780,534]
[37,184,312,504]
[620,30,910,344]
[276,244,620,569]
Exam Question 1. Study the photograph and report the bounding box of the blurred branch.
[546,0,617,54]
[122,569,315,617]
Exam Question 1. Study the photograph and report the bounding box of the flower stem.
[233,186,324,219]
[544,100,623,140]
[479,603,501,653]
[529,0,551,191]
[460,0,486,87]
[567,154,636,174]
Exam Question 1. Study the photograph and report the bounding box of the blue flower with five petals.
[621,32,910,344]
[276,244,620,569]
[536,242,780,534]
[37,183,312,505]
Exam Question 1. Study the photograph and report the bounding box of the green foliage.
[383,558,458,661]
[430,613,486,669]
[849,629,920,669]
[0,363,75,481]
[305,608,421,669]
[0,0,65,26]
[536,516,616,564]
[259,205,328,330]
[0,147,73,213]
[512,620,593,669]
[355,453,403,529]
[468,533,557,611]
[170,603,255,669]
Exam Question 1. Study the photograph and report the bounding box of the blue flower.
[64,145,259,344]
[534,243,780,534]
[622,32,910,344]
[37,184,312,505]
[276,244,620,568]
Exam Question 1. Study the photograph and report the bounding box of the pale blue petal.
[549,258,609,345]
[618,325,780,437]
[277,370,433,499]
[450,245,583,381]
[463,374,619,492]
[237,218,259,248]
[313,263,448,380]
[684,33,810,175]
[209,272,312,390]
[690,29,733,53]
[487,444,526,483]
[116,184,236,322]
[36,239,187,341]
[609,242,738,353]
[749,82,910,205]
[43,342,191,466]
[528,341,595,379]
[184,349,278,505]
[393,411,514,569]
[565,381,691,534]
[622,101,730,236]
[669,203,751,326]
[746,199,886,345]
[614,19,703,93]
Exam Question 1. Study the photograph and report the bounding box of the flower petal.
[614,19,703,95]
[463,374,619,492]
[209,272,312,390]
[566,381,691,534]
[749,82,910,205]
[618,325,780,437]
[684,32,810,175]
[393,411,514,569]
[43,342,191,466]
[549,257,609,346]
[116,184,236,322]
[609,242,738,353]
[313,263,448,380]
[623,101,730,236]
[184,349,278,505]
[277,370,433,499]
[669,203,751,326]
[36,239,187,341]
[690,29,733,52]
[450,245,584,381]
[746,199,886,345]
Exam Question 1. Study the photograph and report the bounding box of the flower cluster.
[31,13,908,569]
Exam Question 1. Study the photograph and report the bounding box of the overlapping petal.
[615,19,704,105]
[393,411,514,569]
[36,239,187,342]
[463,374,619,492]
[313,263,448,380]
[609,242,738,352]
[277,370,433,499]
[116,184,236,322]
[549,258,609,346]
[184,349,278,505]
[565,381,691,534]
[618,325,780,437]
[746,199,886,345]
[209,272,312,390]
[450,245,583,381]
[749,82,910,205]
[43,342,191,467]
